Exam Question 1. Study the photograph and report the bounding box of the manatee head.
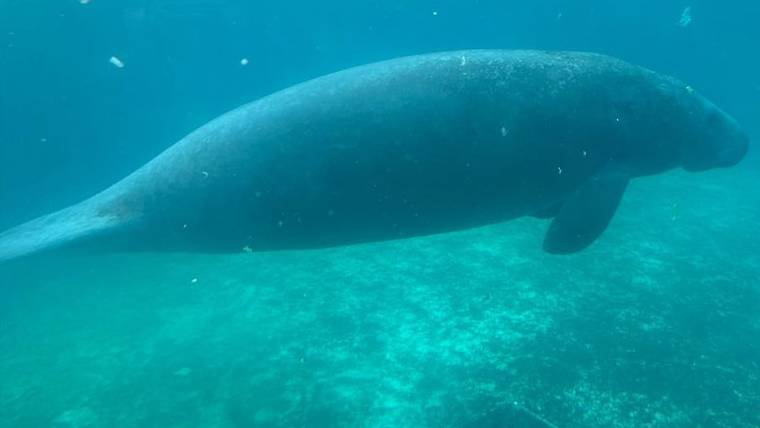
[613,71,748,177]
[676,88,749,172]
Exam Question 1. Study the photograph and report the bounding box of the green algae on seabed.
[0,167,759,428]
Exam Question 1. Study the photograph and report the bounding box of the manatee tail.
[0,201,125,263]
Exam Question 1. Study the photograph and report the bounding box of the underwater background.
[0,1,758,427]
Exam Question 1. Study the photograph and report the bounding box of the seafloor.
[1,166,758,428]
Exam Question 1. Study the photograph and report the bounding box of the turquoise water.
[2,168,758,427]
[2,1,759,427]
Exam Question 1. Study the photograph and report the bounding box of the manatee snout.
[715,127,749,168]
[682,101,749,172]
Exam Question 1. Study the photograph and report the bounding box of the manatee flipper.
[542,168,629,254]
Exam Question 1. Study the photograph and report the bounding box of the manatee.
[0,50,749,262]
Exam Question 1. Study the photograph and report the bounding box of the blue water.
[1,1,759,427]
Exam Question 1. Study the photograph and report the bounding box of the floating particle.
[109,56,124,69]
[432,10,438,16]
[500,126,509,137]
[678,6,692,27]
[557,167,563,175]
[240,58,249,66]
[191,278,198,284]
[201,171,209,178]
[79,0,91,4]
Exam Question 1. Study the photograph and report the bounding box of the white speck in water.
[500,126,509,137]
[615,117,621,123]
[432,10,438,16]
[79,0,91,4]
[460,56,467,66]
[182,224,188,229]
[191,278,198,284]
[201,171,209,178]
[685,85,695,93]
[242,246,253,253]
[109,56,124,69]
[557,167,563,175]
[240,58,249,66]
[582,150,588,157]
[678,6,692,27]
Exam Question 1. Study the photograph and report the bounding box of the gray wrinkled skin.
[0,50,749,260]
